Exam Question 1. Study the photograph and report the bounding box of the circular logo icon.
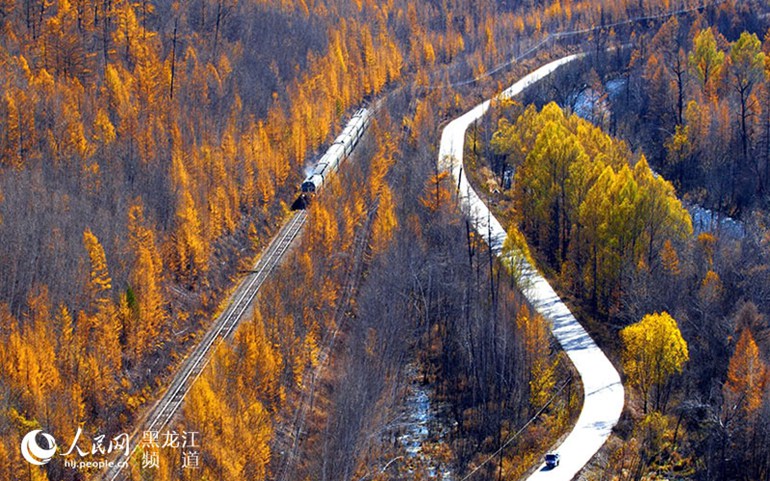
[20,430,57,465]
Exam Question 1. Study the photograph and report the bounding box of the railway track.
[275,201,379,481]
[102,210,307,481]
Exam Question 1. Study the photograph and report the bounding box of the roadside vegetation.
[469,7,770,478]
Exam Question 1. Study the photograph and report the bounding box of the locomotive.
[294,108,371,209]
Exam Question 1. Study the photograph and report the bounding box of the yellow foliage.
[517,306,558,408]
[664,124,691,168]
[105,63,132,118]
[173,188,208,282]
[371,183,398,253]
[127,200,166,359]
[501,224,534,281]
[621,312,689,413]
[697,232,717,267]
[699,269,723,304]
[496,102,691,313]
[93,108,116,145]
[83,227,112,308]
[660,240,681,276]
[307,202,339,258]
[236,311,283,406]
[2,91,22,167]
[689,28,725,99]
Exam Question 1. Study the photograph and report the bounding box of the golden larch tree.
[660,239,681,276]
[127,200,166,359]
[83,227,112,309]
[2,91,22,167]
[420,170,452,213]
[82,228,122,378]
[371,183,398,253]
[516,305,558,409]
[723,328,767,419]
[689,28,725,100]
[621,312,689,413]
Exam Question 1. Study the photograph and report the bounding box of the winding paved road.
[438,54,624,480]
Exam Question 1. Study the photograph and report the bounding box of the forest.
[471,6,770,479]
[0,0,768,480]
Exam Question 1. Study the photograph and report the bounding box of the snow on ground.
[397,368,454,480]
[438,54,624,480]
[688,204,745,239]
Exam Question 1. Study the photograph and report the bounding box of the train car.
[295,107,371,208]
[325,143,346,172]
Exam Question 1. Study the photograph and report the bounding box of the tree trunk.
[170,18,178,100]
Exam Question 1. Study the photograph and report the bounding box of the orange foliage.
[724,328,768,418]
[421,170,453,213]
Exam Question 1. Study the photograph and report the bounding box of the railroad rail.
[102,210,307,481]
[274,200,380,481]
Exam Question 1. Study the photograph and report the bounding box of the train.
[293,107,372,209]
